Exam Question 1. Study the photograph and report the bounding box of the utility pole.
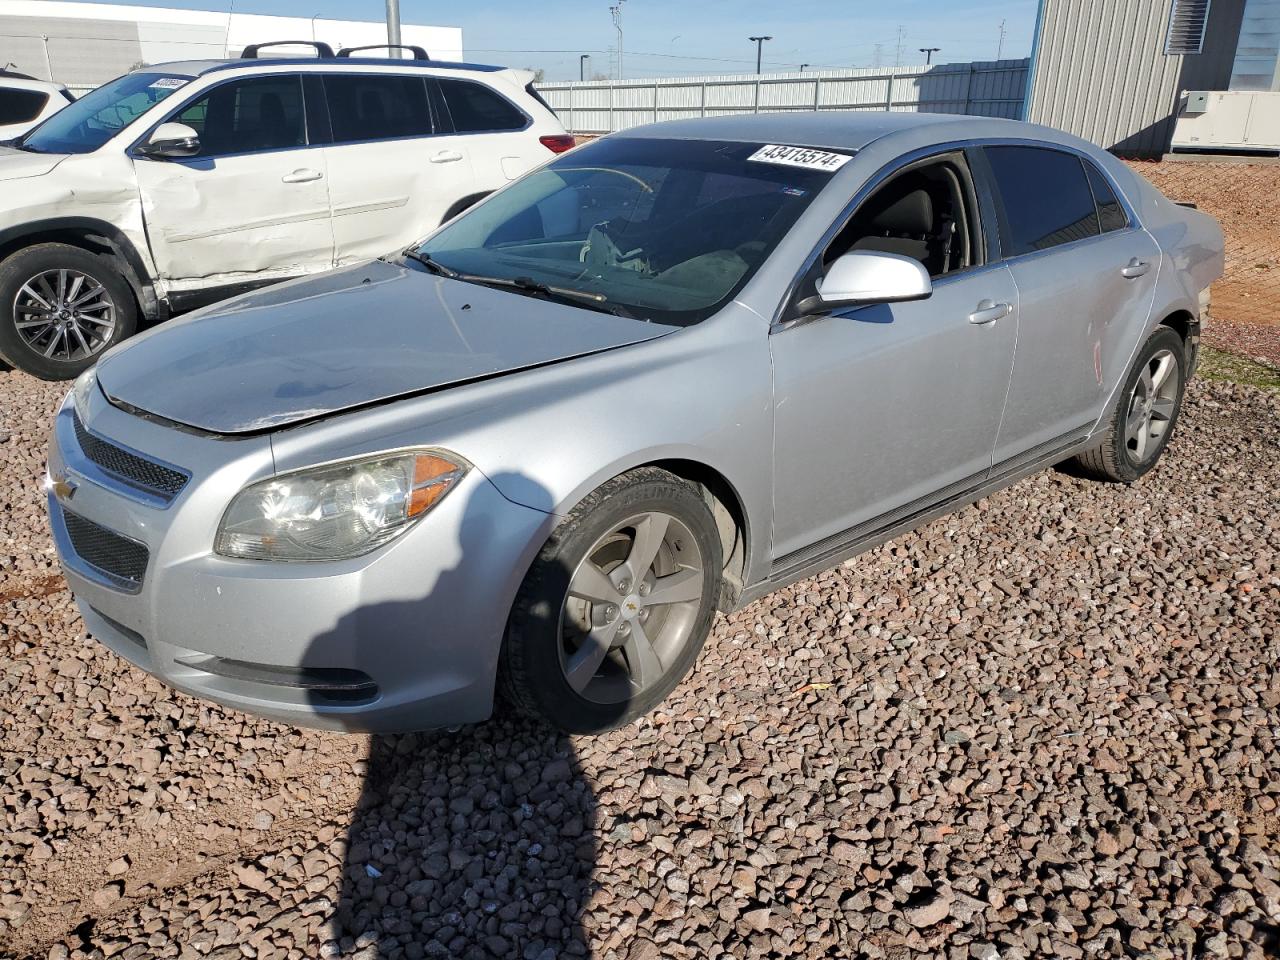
[385,0,402,57]
[893,25,905,68]
[748,36,772,74]
[610,1,626,80]
[580,54,590,80]
[997,19,1007,60]
[919,47,940,65]
[872,43,882,69]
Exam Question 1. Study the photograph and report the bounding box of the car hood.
[96,259,677,434]
[0,146,68,181]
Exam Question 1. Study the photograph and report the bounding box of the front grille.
[62,509,149,590]
[72,411,188,500]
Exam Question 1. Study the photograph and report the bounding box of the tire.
[500,467,722,733]
[0,243,138,381]
[1071,326,1188,483]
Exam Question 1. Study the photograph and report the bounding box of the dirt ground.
[0,158,1277,960]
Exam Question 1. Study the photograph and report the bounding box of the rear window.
[324,74,433,143]
[0,88,49,125]
[438,78,527,132]
[985,145,1101,257]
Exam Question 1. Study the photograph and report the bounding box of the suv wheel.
[501,468,722,733]
[0,243,137,380]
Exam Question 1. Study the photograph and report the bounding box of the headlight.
[71,368,98,419]
[214,450,468,561]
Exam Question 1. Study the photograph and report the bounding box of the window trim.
[433,75,533,135]
[977,143,1140,266]
[317,72,440,147]
[129,73,312,161]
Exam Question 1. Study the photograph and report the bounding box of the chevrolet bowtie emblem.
[46,471,78,502]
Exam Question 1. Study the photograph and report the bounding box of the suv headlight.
[215,450,468,561]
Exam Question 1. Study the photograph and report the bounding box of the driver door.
[133,74,334,289]
[769,152,1019,565]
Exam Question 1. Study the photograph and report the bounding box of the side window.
[0,88,49,125]
[324,75,433,143]
[1084,161,1129,234]
[438,79,527,132]
[984,146,1100,256]
[173,75,305,157]
[824,156,979,278]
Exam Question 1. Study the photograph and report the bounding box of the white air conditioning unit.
[1172,90,1280,153]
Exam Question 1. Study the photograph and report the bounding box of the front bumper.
[46,389,553,733]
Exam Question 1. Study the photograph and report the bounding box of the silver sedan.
[45,112,1224,733]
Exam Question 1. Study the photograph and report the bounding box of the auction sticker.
[149,78,187,89]
[748,144,852,172]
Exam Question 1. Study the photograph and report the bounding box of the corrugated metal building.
[1025,0,1278,155]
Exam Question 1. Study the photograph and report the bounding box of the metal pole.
[580,54,590,81]
[997,19,1007,60]
[385,0,402,57]
[748,36,772,75]
[919,47,940,65]
[40,35,53,81]
[610,2,626,80]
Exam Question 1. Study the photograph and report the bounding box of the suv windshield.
[416,137,838,326]
[20,72,191,154]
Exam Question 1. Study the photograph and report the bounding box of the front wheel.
[500,468,722,733]
[1071,326,1188,483]
[0,243,137,380]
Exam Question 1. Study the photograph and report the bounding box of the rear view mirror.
[799,251,933,314]
[140,122,200,159]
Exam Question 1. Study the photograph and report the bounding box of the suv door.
[980,145,1162,464]
[769,151,1019,566]
[320,73,477,266]
[435,77,541,187]
[133,74,335,290]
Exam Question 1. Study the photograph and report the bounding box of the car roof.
[614,111,1034,152]
[0,71,67,91]
[140,57,506,78]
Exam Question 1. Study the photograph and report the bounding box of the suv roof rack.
[337,44,431,60]
[240,41,335,59]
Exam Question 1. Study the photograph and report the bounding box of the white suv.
[0,42,572,379]
[0,71,74,142]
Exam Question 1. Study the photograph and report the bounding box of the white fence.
[538,59,1031,135]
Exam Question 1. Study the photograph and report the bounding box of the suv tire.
[0,243,137,381]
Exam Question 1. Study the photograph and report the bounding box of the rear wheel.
[1071,326,1187,483]
[501,468,722,733]
[0,243,137,380]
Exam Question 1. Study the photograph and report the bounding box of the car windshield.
[415,137,840,326]
[19,72,191,154]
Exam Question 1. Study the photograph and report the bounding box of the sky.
[65,0,1042,80]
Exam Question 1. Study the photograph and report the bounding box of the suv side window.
[173,75,305,157]
[0,88,49,124]
[1084,161,1129,234]
[437,78,527,132]
[984,145,1100,256]
[324,74,433,143]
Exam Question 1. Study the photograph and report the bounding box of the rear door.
[981,145,1161,464]
[435,76,544,189]
[321,72,477,266]
[133,73,335,287]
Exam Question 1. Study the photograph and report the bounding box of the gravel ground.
[1205,317,1280,371]
[1,367,1278,960]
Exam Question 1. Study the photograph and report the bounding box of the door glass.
[985,146,1100,256]
[0,88,49,124]
[173,75,305,157]
[438,78,527,132]
[1084,162,1129,234]
[324,75,432,143]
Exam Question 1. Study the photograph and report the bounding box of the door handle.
[1121,258,1151,279]
[968,299,1012,325]
[281,169,323,183]
[430,150,464,164]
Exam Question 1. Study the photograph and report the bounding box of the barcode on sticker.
[748,144,852,172]
[149,78,186,89]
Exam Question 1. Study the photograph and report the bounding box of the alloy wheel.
[1124,347,1180,463]
[558,511,705,705]
[13,268,117,363]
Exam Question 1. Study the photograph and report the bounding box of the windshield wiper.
[400,248,459,279]
[453,273,636,318]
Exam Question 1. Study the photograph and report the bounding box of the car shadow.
[303,471,624,958]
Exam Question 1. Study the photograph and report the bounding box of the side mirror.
[797,250,933,314]
[139,122,200,159]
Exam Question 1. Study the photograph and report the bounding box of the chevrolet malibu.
[46,113,1224,734]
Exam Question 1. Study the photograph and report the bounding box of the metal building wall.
[1027,0,1245,156]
